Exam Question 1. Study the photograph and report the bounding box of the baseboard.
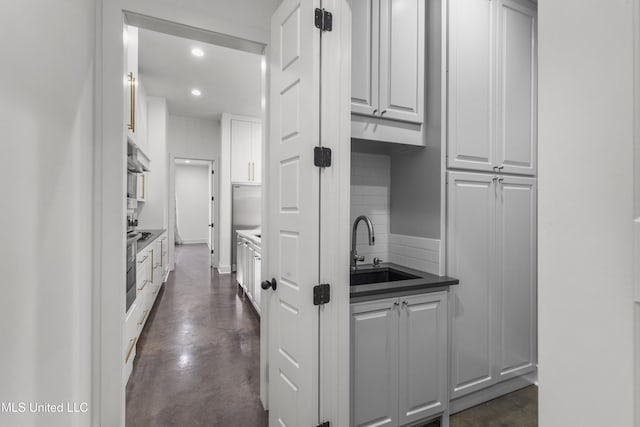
[218,264,231,274]
[178,239,208,245]
[450,373,537,414]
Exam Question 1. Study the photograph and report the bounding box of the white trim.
[634,0,640,422]
[218,264,231,274]
[450,373,536,414]
[319,1,352,426]
[178,240,209,245]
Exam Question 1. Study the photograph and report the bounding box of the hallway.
[126,244,267,426]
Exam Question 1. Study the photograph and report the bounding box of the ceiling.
[138,28,263,119]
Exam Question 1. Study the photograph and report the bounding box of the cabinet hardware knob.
[372,109,378,115]
[498,165,504,171]
[380,110,387,116]
[393,301,400,308]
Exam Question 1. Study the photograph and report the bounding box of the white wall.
[167,115,220,269]
[138,96,168,230]
[175,164,210,243]
[538,1,635,426]
[0,1,95,426]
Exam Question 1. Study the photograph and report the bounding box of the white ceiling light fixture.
[191,89,202,97]
[185,160,191,164]
[191,47,204,57]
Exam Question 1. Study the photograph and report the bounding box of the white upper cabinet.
[378,0,425,123]
[125,25,149,158]
[351,0,379,116]
[496,0,537,175]
[351,0,425,125]
[448,0,537,175]
[448,0,494,171]
[230,116,262,183]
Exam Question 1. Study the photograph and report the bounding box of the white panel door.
[496,0,536,175]
[231,119,252,182]
[398,291,447,426]
[351,298,399,427]
[268,0,321,425]
[496,175,536,380]
[448,0,494,172]
[378,0,425,124]
[447,171,496,398]
[351,0,379,116]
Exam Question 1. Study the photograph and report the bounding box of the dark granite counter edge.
[136,229,166,253]
[349,262,459,302]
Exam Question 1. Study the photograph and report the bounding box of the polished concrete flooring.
[126,244,267,427]
[427,385,538,427]
[127,245,536,427]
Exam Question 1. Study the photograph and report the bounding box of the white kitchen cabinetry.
[351,0,426,145]
[352,0,424,124]
[236,233,262,315]
[447,171,536,400]
[123,232,168,386]
[125,25,148,155]
[230,116,262,183]
[136,173,146,202]
[448,0,536,175]
[351,291,448,427]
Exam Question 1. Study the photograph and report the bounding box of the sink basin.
[350,267,419,286]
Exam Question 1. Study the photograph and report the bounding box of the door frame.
[169,157,218,269]
[94,1,352,426]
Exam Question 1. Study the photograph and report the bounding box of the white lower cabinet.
[447,171,536,401]
[236,234,262,315]
[351,291,448,427]
[124,232,168,386]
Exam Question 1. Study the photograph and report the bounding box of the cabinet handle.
[137,309,149,326]
[138,279,148,291]
[380,110,387,116]
[137,255,148,263]
[498,177,504,183]
[401,301,408,307]
[128,72,135,132]
[372,109,378,115]
[393,301,400,308]
[125,337,137,363]
[498,165,504,171]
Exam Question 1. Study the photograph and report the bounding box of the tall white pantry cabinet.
[446,0,537,411]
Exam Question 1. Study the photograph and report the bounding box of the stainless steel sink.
[350,267,419,286]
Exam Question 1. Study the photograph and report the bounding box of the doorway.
[121,15,268,426]
[173,158,215,268]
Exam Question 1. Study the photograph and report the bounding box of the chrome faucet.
[351,215,375,270]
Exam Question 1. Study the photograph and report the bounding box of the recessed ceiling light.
[191,89,201,96]
[191,47,204,57]
[185,160,191,164]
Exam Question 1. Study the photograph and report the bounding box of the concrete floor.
[127,244,537,427]
[126,244,267,426]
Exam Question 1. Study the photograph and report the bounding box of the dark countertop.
[350,262,459,303]
[135,229,166,253]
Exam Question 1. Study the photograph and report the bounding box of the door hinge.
[209,223,214,227]
[211,250,214,254]
[211,196,214,201]
[314,146,332,168]
[313,284,330,305]
[314,8,333,32]
[316,422,330,427]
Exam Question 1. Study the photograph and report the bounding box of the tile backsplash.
[351,153,390,264]
[351,151,441,274]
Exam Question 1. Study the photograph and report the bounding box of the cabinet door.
[378,0,425,124]
[231,119,253,182]
[398,292,447,426]
[236,238,244,285]
[250,122,262,182]
[496,176,536,381]
[126,25,138,142]
[246,246,254,301]
[351,298,399,427]
[448,0,495,172]
[136,173,146,202]
[253,251,262,314]
[351,0,379,117]
[496,0,536,175]
[447,171,496,398]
